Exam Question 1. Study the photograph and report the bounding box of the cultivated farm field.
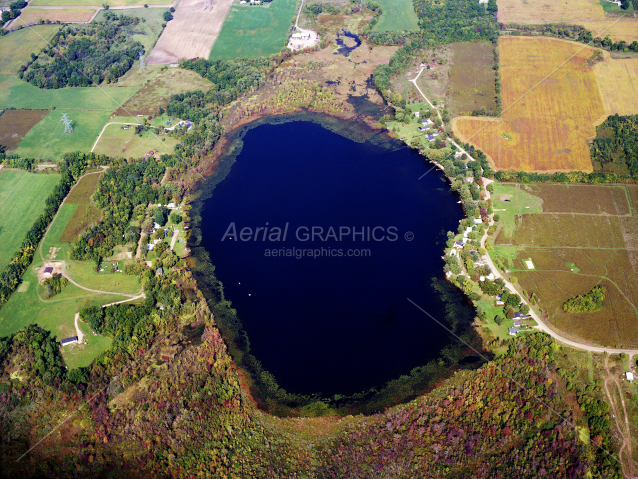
[148,0,234,64]
[592,51,638,116]
[30,0,170,6]
[15,110,111,160]
[490,183,638,349]
[453,37,606,171]
[0,25,60,74]
[0,169,60,270]
[0,109,50,151]
[209,0,298,59]
[497,0,605,24]
[0,75,139,110]
[371,0,418,32]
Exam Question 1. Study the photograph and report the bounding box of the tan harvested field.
[0,109,50,151]
[492,182,638,348]
[579,18,638,44]
[147,0,234,64]
[526,184,631,215]
[13,7,97,26]
[592,51,638,116]
[453,37,605,172]
[497,0,605,24]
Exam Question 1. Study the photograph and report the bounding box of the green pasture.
[0,263,115,368]
[0,75,139,110]
[15,110,111,160]
[0,25,60,75]
[210,0,298,59]
[93,8,167,53]
[372,0,418,32]
[491,183,543,238]
[92,118,180,159]
[0,170,60,270]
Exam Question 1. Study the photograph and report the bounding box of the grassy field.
[371,0,418,32]
[453,37,605,172]
[15,7,97,25]
[447,41,497,117]
[115,68,213,115]
[488,182,638,349]
[14,110,111,160]
[0,75,139,110]
[30,0,168,6]
[0,25,60,75]
[65,171,103,205]
[92,121,179,159]
[0,170,60,270]
[581,18,638,43]
[210,0,297,59]
[0,109,50,151]
[59,204,103,242]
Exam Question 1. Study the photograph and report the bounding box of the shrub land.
[0,169,60,270]
[453,37,606,172]
[563,285,606,312]
[0,109,50,151]
[490,182,638,348]
[209,0,298,59]
[447,41,497,117]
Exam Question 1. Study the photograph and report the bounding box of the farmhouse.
[508,327,519,336]
[61,336,79,346]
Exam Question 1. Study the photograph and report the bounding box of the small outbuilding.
[61,336,79,346]
[626,372,634,381]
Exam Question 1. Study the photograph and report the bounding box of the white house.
[508,327,519,336]
[626,372,634,381]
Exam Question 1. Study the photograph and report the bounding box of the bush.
[163,10,173,21]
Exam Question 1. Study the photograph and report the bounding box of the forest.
[590,114,638,178]
[20,14,145,88]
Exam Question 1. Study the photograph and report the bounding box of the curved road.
[408,73,638,355]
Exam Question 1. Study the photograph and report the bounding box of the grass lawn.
[31,0,168,6]
[15,110,111,160]
[210,0,298,59]
[490,182,543,238]
[0,170,60,270]
[371,0,418,32]
[0,25,60,75]
[92,119,180,159]
[93,8,166,53]
[0,75,139,110]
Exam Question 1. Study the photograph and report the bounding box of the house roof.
[508,327,519,335]
[44,267,53,274]
[61,336,78,345]
[513,321,521,327]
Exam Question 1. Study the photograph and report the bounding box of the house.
[413,111,420,118]
[422,119,434,125]
[474,218,483,224]
[427,133,436,141]
[508,327,519,336]
[454,241,465,248]
[479,0,488,3]
[156,268,164,276]
[167,202,177,208]
[61,336,79,346]
[454,151,463,158]
[496,294,502,300]
[43,266,53,277]
[185,120,193,131]
[449,249,457,256]
[513,312,522,320]
[486,273,495,281]
[465,177,474,183]
[626,372,634,381]
[418,126,430,132]
[513,320,521,328]
[147,244,155,251]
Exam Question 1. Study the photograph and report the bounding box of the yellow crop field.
[580,19,638,44]
[14,8,97,26]
[453,37,605,172]
[497,0,605,24]
[593,51,638,116]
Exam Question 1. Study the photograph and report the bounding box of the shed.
[513,320,521,328]
[626,372,634,381]
[43,267,53,275]
[61,336,79,346]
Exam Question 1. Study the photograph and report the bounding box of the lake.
[195,113,473,397]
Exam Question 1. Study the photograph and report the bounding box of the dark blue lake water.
[197,115,470,396]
